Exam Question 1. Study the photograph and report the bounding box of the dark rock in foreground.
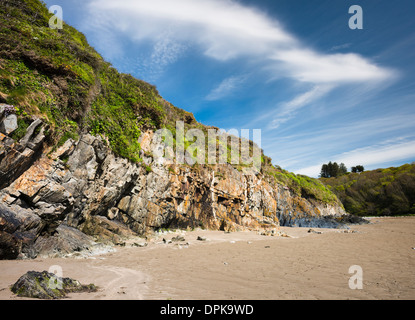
[11,271,97,299]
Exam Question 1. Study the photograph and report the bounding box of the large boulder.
[33,224,100,258]
[0,203,42,260]
[10,270,97,299]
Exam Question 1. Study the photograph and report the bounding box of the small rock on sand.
[308,229,322,234]
[171,236,186,242]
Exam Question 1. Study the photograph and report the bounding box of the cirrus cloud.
[205,75,249,101]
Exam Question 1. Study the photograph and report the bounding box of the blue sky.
[45,0,415,177]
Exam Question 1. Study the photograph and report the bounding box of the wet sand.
[1,217,414,300]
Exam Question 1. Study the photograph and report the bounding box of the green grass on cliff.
[320,163,415,216]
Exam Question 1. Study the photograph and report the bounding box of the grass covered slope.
[0,0,342,207]
[263,162,339,205]
[321,163,415,216]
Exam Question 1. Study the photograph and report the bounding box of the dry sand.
[1,216,414,300]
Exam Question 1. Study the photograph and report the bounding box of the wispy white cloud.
[280,85,333,112]
[262,112,415,175]
[270,84,334,128]
[205,75,248,101]
[86,0,396,87]
[141,34,188,81]
[273,49,395,84]
[86,0,293,60]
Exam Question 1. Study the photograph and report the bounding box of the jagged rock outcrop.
[0,116,46,190]
[0,118,348,260]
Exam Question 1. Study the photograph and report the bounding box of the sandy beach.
[0,216,414,300]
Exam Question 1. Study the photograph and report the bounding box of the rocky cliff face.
[0,116,347,260]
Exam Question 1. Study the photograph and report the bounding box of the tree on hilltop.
[339,163,348,175]
[351,165,365,173]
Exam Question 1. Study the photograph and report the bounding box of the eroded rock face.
[0,120,347,259]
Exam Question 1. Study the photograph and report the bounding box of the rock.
[33,224,97,258]
[278,231,290,238]
[220,219,238,233]
[19,118,42,148]
[260,228,280,237]
[171,235,186,242]
[308,229,322,234]
[0,114,18,135]
[10,270,97,299]
[132,242,148,248]
[107,207,119,220]
[0,204,43,259]
[278,212,348,229]
[197,236,207,241]
[0,119,47,189]
[0,203,22,233]
[79,215,135,245]
[336,214,370,225]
